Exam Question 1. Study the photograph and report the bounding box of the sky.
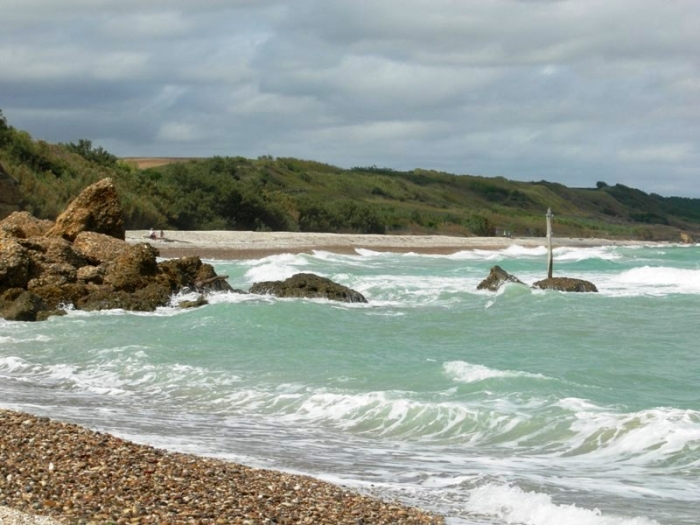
[1,0,699,197]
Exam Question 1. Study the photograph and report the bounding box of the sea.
[1,242,699,525]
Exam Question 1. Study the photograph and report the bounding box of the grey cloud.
[1,0,698,196]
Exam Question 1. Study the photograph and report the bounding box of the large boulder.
[0,163,21,220]
[0,211,54,239]
[0,239,31,293]
[102,243,160,292]
[532,277,598,293]
[250,273,367,303]
[0,289,47,321]
[73,231,131,264]
[477,265,526,291]
[46,178,125,241]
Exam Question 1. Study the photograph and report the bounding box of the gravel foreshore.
[126,230,648,260]
[0,410,444,524]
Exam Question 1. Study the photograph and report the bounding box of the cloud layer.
[2,0,699,196]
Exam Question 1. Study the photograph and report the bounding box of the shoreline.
[0,409,443,524]
[126,230,649,260]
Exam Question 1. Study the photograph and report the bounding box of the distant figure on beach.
[149,228,156,240]
[160,230,165,240]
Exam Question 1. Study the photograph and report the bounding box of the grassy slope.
[1,117,699,240]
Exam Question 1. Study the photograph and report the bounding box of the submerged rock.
[532,277,598,293]
[477,265,526,291]
[250,273,368,303]
[0,178,232,321]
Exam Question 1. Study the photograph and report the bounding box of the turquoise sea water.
[1,243,699,524]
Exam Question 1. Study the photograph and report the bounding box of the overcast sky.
[2,1,699,197]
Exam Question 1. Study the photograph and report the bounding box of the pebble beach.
[0,409,444,524]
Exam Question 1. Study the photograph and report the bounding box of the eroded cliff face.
[0,178,232,321]
[0,162,20,220]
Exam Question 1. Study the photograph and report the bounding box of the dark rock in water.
[179,295,208,309]
[0,178,233,320]
[0,289,64,322]
[477,265,526,291]
[532,277,598,293]
[46,178,125,241]
[250,273,368,303]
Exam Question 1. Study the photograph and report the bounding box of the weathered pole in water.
[546,207,553,279]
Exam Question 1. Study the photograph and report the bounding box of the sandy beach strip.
[127,230,645,260]
[0,409,444,524]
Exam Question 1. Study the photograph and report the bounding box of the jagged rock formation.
[46,178,125,241]
[0,178,232,321]
[477,265,526,291]
[250,273,368,303]
[0,162,21,220]
[532,277,598,293]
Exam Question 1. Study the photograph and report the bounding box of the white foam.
[466,483,660,525]
[243,254,312,283]
[616,266,700,293]
[444,361,548,384]
[0,356,32,373]
[554,246,621,262]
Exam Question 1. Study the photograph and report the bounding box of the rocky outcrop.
[680,232,694,244]
[46,177,125,241]
[0,178,233,321]
[532,277,598,293]
[477,265,526,291]
[0,162,21,220]
[250,273,367,303]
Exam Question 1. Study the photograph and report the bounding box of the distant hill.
[121,157,201,169]
[1,109,698,241]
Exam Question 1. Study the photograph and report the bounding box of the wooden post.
[546,207,553,279]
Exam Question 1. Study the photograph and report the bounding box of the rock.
[250,273,368,303]
[680,232,694,244]
[179,295,208,309]
[73,231,131,264]
[0,211,54,239]
[77,264,105,284]
[102,243,159,292]
[46,178,125,241]
[0,162,21,220]
[477,265,526,291]
[0,239,30,293]
[0,289,56,322]
[532,277,598,293]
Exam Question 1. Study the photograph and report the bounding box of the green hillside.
[1,109,699,241]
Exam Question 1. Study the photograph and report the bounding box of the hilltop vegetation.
[1,109,699,240]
